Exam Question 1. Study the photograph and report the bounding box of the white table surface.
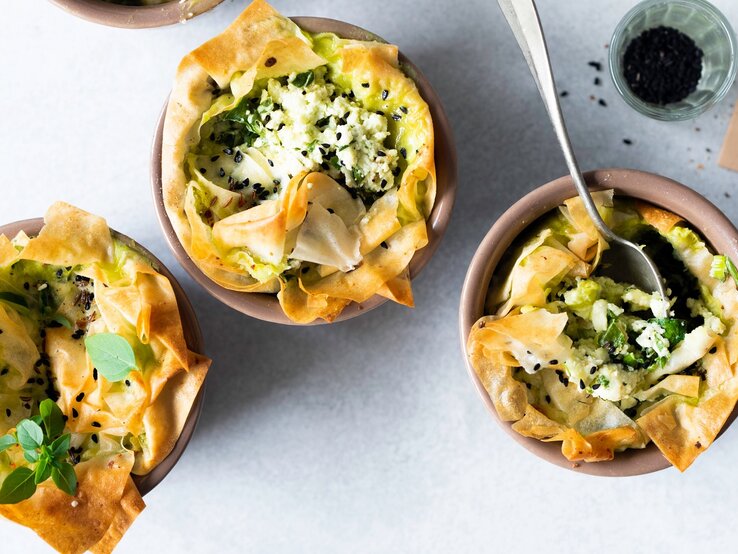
[3,0,738,552]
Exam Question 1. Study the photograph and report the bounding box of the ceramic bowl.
[151,16,457,325]
[48,0,225,29]
[0,218,206,495]
[459,168,738,476]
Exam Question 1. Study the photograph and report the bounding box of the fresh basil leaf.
[39,399,65,440]
[0,467,37,504]
[23,449,39,463]
[84,333,138,382]
[291,70,314,88]
[0,435,16,453]
[34,456,52,485]
[51,463,77,496]
[50,434,71,459]
[16,419,43,451]
[0,291,28,308]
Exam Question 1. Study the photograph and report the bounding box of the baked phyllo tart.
[467,191,738,471]
[162,0,435,323]
[0,203,210,553]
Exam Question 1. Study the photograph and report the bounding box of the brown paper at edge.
[719,104,738,172]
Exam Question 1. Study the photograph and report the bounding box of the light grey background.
[2,0,738,552]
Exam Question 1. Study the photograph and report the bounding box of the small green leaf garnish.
[40,398,65,440]
[84,333,138,382]
[16,420,43,451]
[0,399,77,504]
[0,467,36,504]
[291,70,315,88]
[51,463,77,496]
[0,435,16,453]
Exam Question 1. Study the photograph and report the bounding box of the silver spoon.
[497,0,667,299]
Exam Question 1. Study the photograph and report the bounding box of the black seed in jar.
[622,26,703,105]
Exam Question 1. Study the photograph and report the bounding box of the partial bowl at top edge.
[151,16,458,325]
[0,218,206,495]
[47,0,225,29]
[459,168,738,477]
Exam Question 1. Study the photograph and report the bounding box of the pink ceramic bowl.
[151,16,457,325]
[48,0,224,29]
[459,168,738,476]
[0,218,206,495]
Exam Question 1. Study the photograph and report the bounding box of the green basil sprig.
[0,399,77,504]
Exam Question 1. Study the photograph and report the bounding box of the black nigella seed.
[301,150,308,156]
[91,434,98,444]
[594,77,601,86]
[399,106,408,114]
[381,89,389,100]
[392,113,402,121]
[5,408,10,417]
[336,132,342,140]
[361,82,370,88]
[590,366,597,374]
[623,26,703,105]
[526,383,532,389]
[265,57,277,67]
[579,379,585,390]
[709,346,717,354]
[76,392,85,402]
[301,267,309,274]
[400,148,407,159]
[549,359,558,365]
[72,408,79,418]
[93,368,98,381]
[199,168,207,174]
[560,90,569,97]
[380,241,389,249]
[592,383,601,390]
[623,139,633,145]
[268,159,274,167]
[218,168,226,178]
[0,368,8,376]
[23,282,29,290]
[223,148,233,155]
[91,421,101,428]
[210,155,220,162]
[533,363,541,371]
[377,150,386,157]
[545,395,551,403]
[234,151,243,163]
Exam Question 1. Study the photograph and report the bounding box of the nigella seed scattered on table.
[623,26,703,105]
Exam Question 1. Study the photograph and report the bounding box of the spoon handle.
[497,0,618,243]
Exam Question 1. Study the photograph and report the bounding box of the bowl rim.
[151,15,458,325]
[46,0,225,29]
[0,218,206,496]
[459,168,738,476]
[608,0,738,121]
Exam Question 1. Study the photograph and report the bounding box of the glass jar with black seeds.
[610,0,738,121]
